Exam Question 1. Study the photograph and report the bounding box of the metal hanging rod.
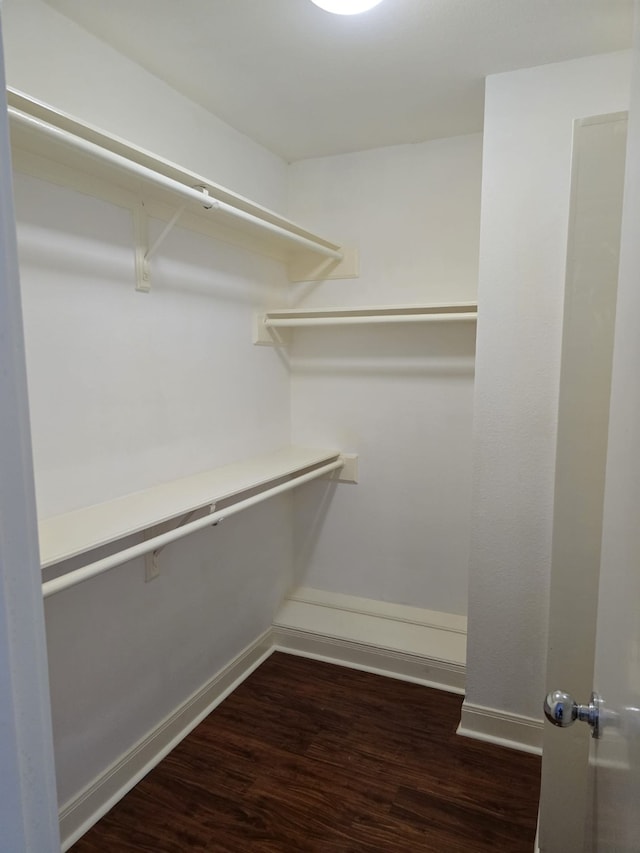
[213,200,343,260]
[10,108,218,211]
[42,458,344,599]
[264,312,477,328]
[9,108,343,261]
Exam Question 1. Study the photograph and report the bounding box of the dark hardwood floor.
[71,652,541,852]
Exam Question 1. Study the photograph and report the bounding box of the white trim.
[58,631,274,852]
[273,587,467,694]
[273,627,465,693]
[0,49,60,851]
[285,587,467,634]
[457,700,544,755]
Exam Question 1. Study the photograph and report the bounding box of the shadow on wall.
[14,174,287,306]
[291,478,341,589]
[290,322,476,379]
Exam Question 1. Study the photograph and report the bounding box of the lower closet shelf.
[273,587,467,694]
[39,446,345,571]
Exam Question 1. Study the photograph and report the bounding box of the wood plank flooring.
[71,653,541,852]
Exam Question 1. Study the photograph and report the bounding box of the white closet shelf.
[39,447,347,571]
[7,89,348,280]
[254,302,478,344]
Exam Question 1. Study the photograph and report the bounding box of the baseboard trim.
[273,626,465,693]
[457,700,543,755]
[284,587,468,636]
[273,588,466,694]
[58,630,274,852]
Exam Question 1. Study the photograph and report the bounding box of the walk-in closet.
[0,1,638,850]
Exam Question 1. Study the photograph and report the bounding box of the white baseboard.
[58,630,274,852]
[273,586,467,694]
[273,627,465,693]
[457,700,543,755]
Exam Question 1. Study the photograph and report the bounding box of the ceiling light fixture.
[310,0,385,14]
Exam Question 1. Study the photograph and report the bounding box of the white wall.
[3,0,295,810]
[15,179,293,808]
[288,137,481,613]
[288,135,482,307]
[466,51,632,722]
[17,177,289,517]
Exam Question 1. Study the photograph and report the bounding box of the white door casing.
[0,14,61,853]
[586,2,640,847]
[540,3,640,850]
[539,111,628,852]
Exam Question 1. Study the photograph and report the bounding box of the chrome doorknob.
[544,690,601,738]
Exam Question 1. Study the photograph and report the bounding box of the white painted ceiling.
[44,0,633,162]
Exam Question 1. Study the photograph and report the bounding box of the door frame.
[538,110,629,853]
[0,14,60,852]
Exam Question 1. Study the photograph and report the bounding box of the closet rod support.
[144,504,218,581]
[144,203,187,263]
[136,194,213,292]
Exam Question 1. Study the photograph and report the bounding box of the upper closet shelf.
[7,89,354,285]
[254,302,478,344]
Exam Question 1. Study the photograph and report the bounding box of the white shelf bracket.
[331,454,358,484]
[253,312,292,347]
[288,246,359,283]
[133,202,150,293]
[143,505,218,582]
[133,201,188,293]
